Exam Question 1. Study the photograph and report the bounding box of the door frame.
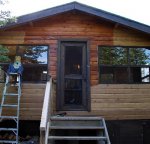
[56,39,90,111]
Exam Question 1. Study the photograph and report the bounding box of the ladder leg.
[0,75,9,116]
[0,73,21,144]
[102,119,111,144]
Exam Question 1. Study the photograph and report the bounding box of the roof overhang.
[1,1,150,35]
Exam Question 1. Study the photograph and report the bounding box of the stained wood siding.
[113,26,150,46]
[0,12,114,84]
[0,12,150,85]
[0,83,46,120]
[0,11,150,120]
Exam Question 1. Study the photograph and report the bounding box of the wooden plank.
[91,94,150,99]
[91,97,150,103]
[91,89,150,94]
[0,83,45,120]
[21,94,45,98]
[22,83,46,89]
[91,84,150,89]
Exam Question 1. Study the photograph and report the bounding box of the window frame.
[98,46,150,84]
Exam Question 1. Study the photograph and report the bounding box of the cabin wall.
[0,12,150,120]
[0,83,45,120]
[52,83,150,120]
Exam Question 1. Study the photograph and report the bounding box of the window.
[0,45,48,82]
[98,46,150,83]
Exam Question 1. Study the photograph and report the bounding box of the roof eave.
[74,2,150,35]
[1,1,150,35]
[1,2,76,30]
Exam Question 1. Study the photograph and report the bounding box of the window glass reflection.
[130,48,150,65]
[0,45,48,82]
[141,68,150,82]
[99,47,127,65]
[17,46,48,64]
[98,46,150,84]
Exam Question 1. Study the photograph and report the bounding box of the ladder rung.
[50,116,103,121]
[4,93,19,96]
[0,128,17,131]
[8,73,18,75]
[10,84,19,86]
[2,104,18,107]
[49,126,105,130]
[0,140,17,144]
[0,116,18,119]
[48,136,107,140]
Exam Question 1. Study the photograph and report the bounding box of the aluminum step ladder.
[46,116,111,144]
[0,73,21,144]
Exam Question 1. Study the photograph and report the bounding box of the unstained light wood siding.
[0,83,46,120]
[62,84,150,120]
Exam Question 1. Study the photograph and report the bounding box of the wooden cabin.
[1,2,150,143]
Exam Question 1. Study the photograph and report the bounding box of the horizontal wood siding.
[113,26,150,46]
[63,84,150,120]
[91,84,150,120]
[0,83,46,120]
[0,12,114,84]
[1,12,150,85]
[0,11,150,120]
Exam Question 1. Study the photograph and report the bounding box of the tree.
[0,45,10,62]
[0,0,15,70]
[18,46,48,64]
[0,0,15,72]
[0,0,16,27]
[99,47,150,65]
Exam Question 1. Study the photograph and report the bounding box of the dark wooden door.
[57,41,90,111]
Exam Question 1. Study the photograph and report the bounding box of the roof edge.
[1,1,150,35]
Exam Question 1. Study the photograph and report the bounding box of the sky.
[1,0,150,26]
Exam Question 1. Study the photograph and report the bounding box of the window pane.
[100,67,114,83]
[141,68,150,82]
[130,67,150,83]
[99,47,128,65]
[130,48,150,65]
[22,65,47,82]
[64,79,82,105]
[17,45,48,64]
[99,66,128,84]
[0,45,48,82]
[65,46,82,75]
[98,46,150,84]
[17,45,48,82]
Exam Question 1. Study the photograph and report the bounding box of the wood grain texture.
[56,84,150,120]
[0,83,46,120]
[91,84,150,119]
[0,12,114,84]
[1,11,150,121]
[113,26,150,46]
